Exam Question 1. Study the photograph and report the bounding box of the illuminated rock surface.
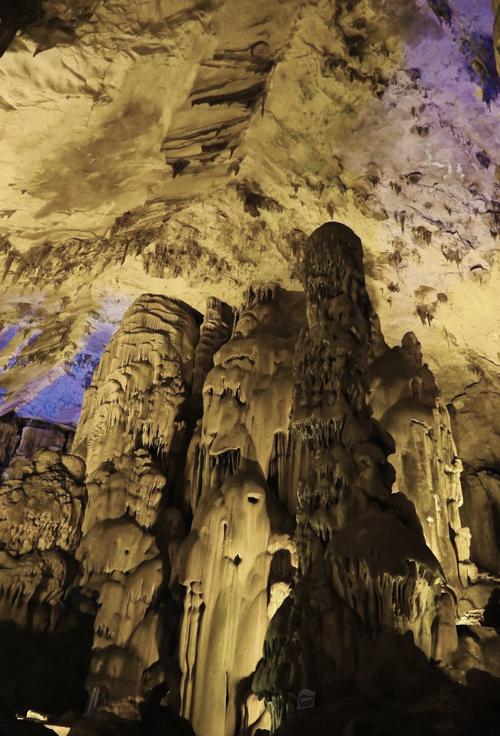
[73,294,200,710]
[0,221,499,733]
[0,0,499,420]
[177,285,301,736]
[0,0,499,734]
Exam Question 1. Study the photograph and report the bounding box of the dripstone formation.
[0,223,499,736]
[72,294,201,714]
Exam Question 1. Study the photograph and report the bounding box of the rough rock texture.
[0,0,499,426]
[0,450,83,554]
[0,446,90,714]
[73,294,200,709]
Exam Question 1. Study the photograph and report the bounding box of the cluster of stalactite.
[0,222,498,734]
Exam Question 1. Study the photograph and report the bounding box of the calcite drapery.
[74,294,201,708]
[177,286,303,736]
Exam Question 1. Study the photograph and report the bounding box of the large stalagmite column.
[73,294,201,710]
[254,223,448,729]
[295,223,441,646]
[177,286,303,736]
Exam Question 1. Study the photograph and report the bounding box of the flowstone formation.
[73,294,201,712]
[177,286,303,736]
[252,223,457,731]
[1,223,500,735]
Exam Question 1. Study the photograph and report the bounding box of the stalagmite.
[74,294,201,712]
[253,223,450,729]
[369,332,477,591]
[177,286,304,736]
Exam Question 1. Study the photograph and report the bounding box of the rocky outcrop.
[449,371,500,577]
[0,447,89,714]
[0,449,84,555]
[0,413,73,472]
[461,471,500,574]
[0,446,85,612]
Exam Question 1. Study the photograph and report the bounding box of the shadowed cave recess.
[1,1,500,736]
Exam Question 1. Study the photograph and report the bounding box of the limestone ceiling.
[0,0,499,423]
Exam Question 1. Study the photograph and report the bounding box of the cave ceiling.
[0,0,499,424]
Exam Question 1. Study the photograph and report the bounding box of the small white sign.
[297,688,316,710]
